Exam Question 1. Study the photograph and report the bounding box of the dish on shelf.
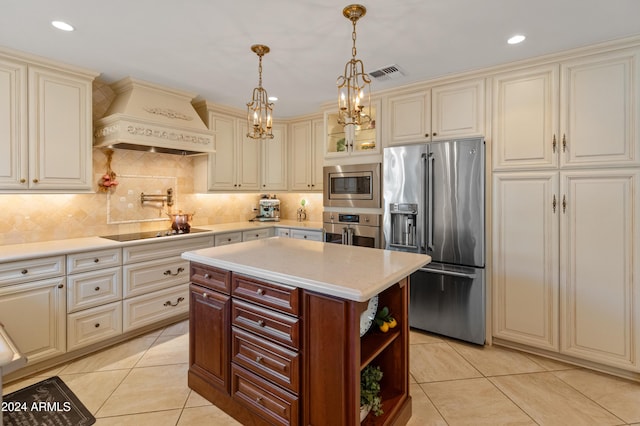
[360,295,379,337]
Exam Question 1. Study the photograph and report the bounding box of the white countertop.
[0,220,323,263]
[182,237,431,302]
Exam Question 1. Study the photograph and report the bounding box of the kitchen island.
[181,237,430,426]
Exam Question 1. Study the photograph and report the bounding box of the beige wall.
[0,149,323,245]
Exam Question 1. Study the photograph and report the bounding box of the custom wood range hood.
[93,77,215,156]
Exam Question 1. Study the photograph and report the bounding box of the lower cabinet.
[0,277,66,364]
[188,262,410,426]
[276,227,323,242]
[493,169,640,371]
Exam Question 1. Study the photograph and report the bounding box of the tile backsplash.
[0,149,322,245]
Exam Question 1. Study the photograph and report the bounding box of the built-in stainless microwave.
[323,163,381,208]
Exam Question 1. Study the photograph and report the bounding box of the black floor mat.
[2,376,95,426]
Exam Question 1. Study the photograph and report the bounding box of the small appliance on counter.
[251,195,280,222]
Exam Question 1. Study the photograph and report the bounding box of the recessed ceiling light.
[268,96,278,102]
[51,20,75,32]
[507,34,526,45]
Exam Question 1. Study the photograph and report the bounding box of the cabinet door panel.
[28,66,92,190]
[289,121,311,191]
[0,277,66,363]
[190,284,230,392]
[560,51,639,167]
[492,65,559,170]
[560,169,639,370]
[262,124,287,190]
[238,122,261,190]
[432,79,484,140]
[311,119,324,189]
[387,91,430,145]
[0,57,27,189]
[208,114,236,190]
[492,172,559,350]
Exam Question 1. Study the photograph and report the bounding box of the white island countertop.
[182,237,431,302]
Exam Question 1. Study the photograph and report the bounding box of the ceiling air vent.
[369,64,405,81]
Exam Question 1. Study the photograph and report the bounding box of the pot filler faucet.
[140,188,174,208]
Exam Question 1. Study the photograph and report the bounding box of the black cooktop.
[100,228,210,242]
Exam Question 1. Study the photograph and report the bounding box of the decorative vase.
[360,405,370,422]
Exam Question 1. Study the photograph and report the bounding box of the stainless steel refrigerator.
[383,138,485,344]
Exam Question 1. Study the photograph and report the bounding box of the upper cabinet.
[0,49,97,192]
[386,78,485,146]
[493,48,640,171]
[324,99,380,157]
[492,65,559,170]
[289,118,323,191]
[193,102,287,192]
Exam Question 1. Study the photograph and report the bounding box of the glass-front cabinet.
[324,99,380,158]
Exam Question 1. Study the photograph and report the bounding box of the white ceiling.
[1,0,640,118]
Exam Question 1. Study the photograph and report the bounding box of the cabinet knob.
[425,133,429,138]
[20,178,26,183]
[94,286,100,291]
[257,320,266,327]
[255,355,263,363]
[94,323,100,328]
[432,132,437,137]
[204,273,210,279]
[32,178,39,183]
[303,235,308,239]
[21,269,28,275]
[203,293,208,299]
[256,396,263,404]
[256,288,265,296]
[57,284,64,289]
[94,258,100,263]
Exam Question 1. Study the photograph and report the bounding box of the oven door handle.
[418,267,476,279]
[347,227,354,245]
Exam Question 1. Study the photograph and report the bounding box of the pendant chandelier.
[246,44,274,139]
[337,4,371,127]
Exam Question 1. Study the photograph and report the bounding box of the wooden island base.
[187,263,412,426]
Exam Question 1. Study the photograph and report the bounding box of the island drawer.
[232,327,300,394]
[190,264,230,294]
[231,300,300,350]
[231,364,299,426]
[232,274,299,316]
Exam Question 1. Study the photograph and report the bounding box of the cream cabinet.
[194,102,288,192]
[275,227,323,242]
[324,99,380,157]
[0,268,66,364]
[121,235,213,332]
[493,169,640,371]
[260,122,287,191]
[0,48,97,192]
[493,49,639,171]
[386,78,485,146]
[289,118,324,191]
[66,247,123,350]
[492,65,560,170]
[193,105,260,191]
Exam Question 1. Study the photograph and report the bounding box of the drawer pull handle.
[255,355,263,363]
[204,273,210,279]
[94,258,100,263]
[164,297,185,307]
[257,320,266,327]
[21,269,28,275]
[94,323,100,328]
[256,288,265,296]
[94,286,101,291]
[164,267,185,276]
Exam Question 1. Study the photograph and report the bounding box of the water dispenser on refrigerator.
[389,203,418,250]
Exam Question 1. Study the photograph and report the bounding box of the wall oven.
[323,212,381,248]
[323,163,381,208]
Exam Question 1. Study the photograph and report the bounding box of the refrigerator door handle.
[418,266,477,279]
[427,153,435,251]
[421,153,428,251]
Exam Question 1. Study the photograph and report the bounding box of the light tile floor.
[4,321,640,425]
